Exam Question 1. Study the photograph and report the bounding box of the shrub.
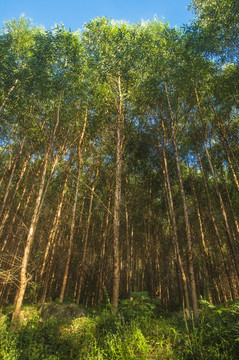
[119,291,160,321]
[0,301,238,359]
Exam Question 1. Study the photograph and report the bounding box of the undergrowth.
[0,298,238,359]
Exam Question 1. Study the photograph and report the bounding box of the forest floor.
[0,299,239,359]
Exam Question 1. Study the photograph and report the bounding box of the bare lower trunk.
[40,233,59,303]
[191,176,220,303]
[204,140,239,280]
[12,95,61,327]
[125,201,131,297]
[12,153,50,327]
[196,149,236,300]
[76,165,99,304]
[59,110,87,303]
[159,118,190,315]
[40,168,69,281]
[59,175,79,303]
[164,80,199,319]
[97,191,112,304]
[218,158,239,236]
[112,75,123,312]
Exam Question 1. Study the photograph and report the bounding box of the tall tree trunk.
[12,95,62,327]
[112,75,123,311]
[76,163,99,304]
[164,80,199,319]
[209,99,239,174]
[196,148,236,300]
[159,118,190,315]
[195,87,239,189]
[39,167,70,281]
[59,109,87,303]
[191,174,220,303]
[1,165,41,253]
[125,200,131,297]
[97,191,112,304]
[40,232,59,303]
[204,139,239,280]
[218,156,239,236]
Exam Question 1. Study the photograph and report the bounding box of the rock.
[39,303,86,321]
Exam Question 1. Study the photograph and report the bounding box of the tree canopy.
[0,6,238,325]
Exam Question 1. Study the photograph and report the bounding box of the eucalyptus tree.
[1,6,238,314]
[9,25,87,325]
[81,18,141,310]
[131,20,202,318]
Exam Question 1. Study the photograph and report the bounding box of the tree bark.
[204,139,239,280]
[196,148,236,300]
[112,75,123,312]
[12,94,62,327]
[164,80,199,319]
[59,109,87,303]
[76,163,99,304]
[159,117,190,315]
[191,174,220,303]
[39,167,70,281]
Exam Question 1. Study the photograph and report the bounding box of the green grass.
[0,299,238,359]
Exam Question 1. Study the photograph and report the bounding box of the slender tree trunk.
[12,95,62,327]
[209,99,239,174]
[196,149,236,300]
[195,87,239,189]
[0,154,31,239]
[59,165,80,303]
[1,165,41,253]
[125,200,131,297]
[59,109,87,303]
[204,139,239,280]
[76,164,99,304]
[164,80,199,319]
[159,118,190,315]
[39,168,70,281]
[218,157,239,236]
[0,136,26,218]
[97,191,112,304]
[112,75,124,311]
[191,175,220,303]
[220,135,239,191]
[12,154,50,326]
[40,231,59,303]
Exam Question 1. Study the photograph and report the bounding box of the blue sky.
[1,0,193,31]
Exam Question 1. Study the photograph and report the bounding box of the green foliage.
[0,11,238,360]
[189,0,239,62]
[119,292,160,321]
[176,299,239,359]
[0,301,238,359]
